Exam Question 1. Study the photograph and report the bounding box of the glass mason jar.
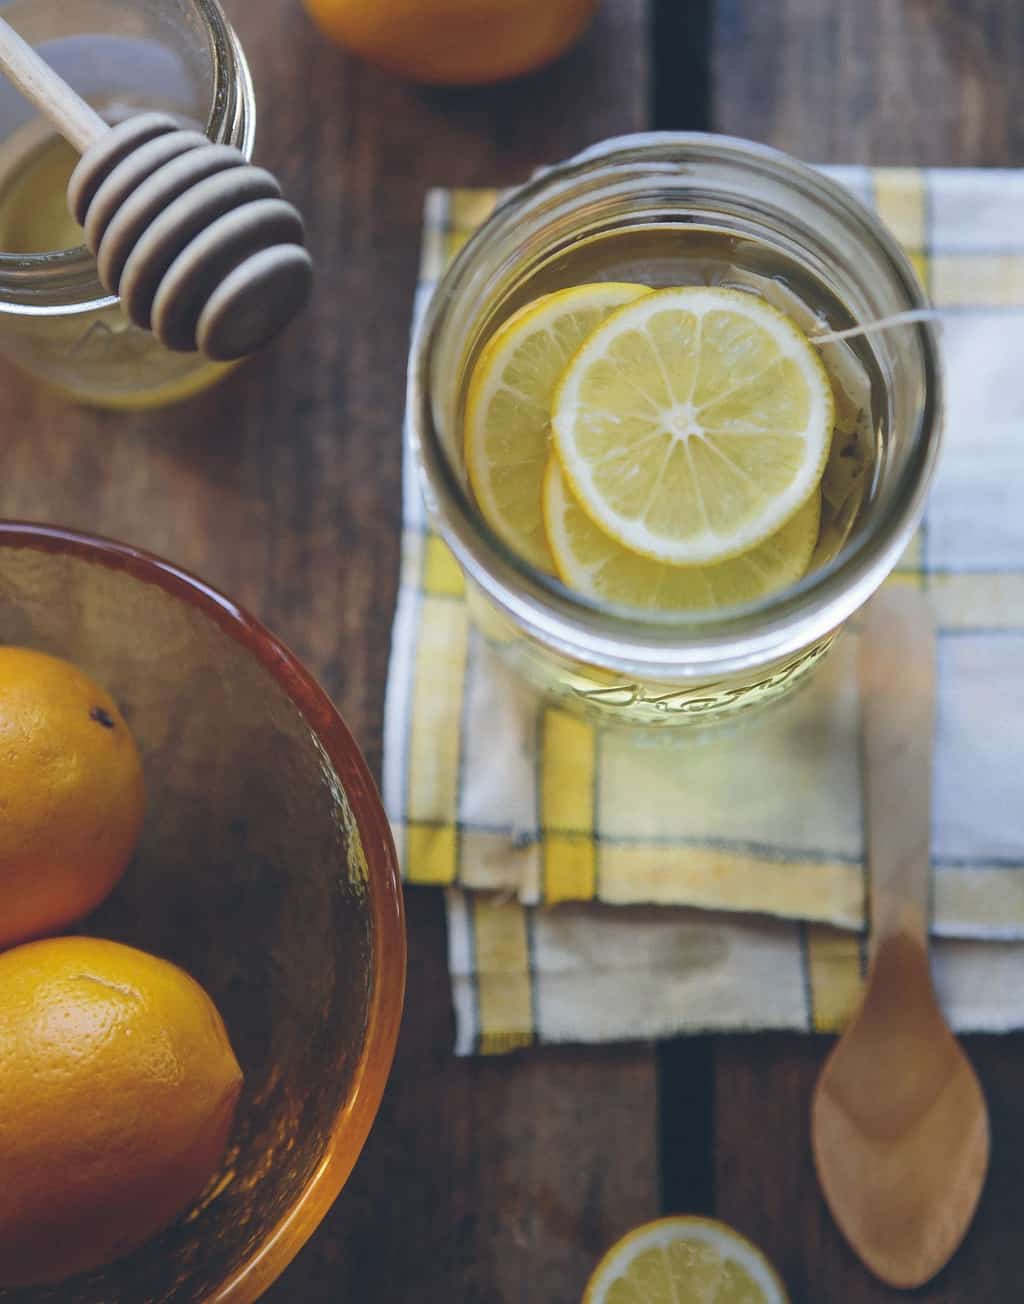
[409,133,943,727]
[0,0,255,409]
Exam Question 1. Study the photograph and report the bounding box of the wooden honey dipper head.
[67,113,312,361]
[0,18,312,362]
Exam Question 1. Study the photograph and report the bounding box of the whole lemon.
[0,937,243,1286]
[303,0,599,85]
[0,647,145,947]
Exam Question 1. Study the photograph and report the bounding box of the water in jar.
[459,225,886,722]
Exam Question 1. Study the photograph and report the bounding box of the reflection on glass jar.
[0,0,255,409]
[410,133,944,728]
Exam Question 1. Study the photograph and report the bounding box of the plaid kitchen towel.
[383,168,1024,1052]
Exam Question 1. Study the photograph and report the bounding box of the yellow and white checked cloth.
[384,168,1024,1055]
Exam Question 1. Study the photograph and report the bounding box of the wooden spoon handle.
[0,16,108,155]
[859,585,937,959]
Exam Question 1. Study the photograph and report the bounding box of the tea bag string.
[810,308,944,346]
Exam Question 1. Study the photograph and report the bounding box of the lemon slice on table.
[583,1215,789,1304]
[465,282,651,573]
[551,286,834,566]
[543,457,820,611]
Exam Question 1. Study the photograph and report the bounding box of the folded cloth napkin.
[384,168,1024,1054]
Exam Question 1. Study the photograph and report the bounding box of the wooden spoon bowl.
[813,932,989,1288]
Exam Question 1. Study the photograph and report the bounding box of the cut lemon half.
[551,286,834,566]
[543,457,820,611]
[465,282,651,573]
[583,1215,789,1304]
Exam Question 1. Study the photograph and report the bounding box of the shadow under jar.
[0,0,255,409]
[409,132,944,727]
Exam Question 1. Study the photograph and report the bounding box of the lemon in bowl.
[0,646,146,949]
[0,937,244,1287]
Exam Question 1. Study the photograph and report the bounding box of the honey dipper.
[0,15,312,361]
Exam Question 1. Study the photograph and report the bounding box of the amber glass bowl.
[0,523,405,1304]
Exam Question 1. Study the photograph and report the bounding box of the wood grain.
[714,0,1024,166]
[273,889,658,1303]
[0,2,659,1301]
[711,3,1024,1301]
[716,1036,1024,1303]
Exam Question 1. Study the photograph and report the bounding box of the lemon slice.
[583,1216,789,1304]
[465,282,651,572]
[543,457,820,611]
[551,286,834,566]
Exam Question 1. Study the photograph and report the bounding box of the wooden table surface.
[3,2,1023,1300]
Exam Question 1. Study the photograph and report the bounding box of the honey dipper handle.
[0,15,108,155]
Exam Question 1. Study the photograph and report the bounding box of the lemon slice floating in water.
[551,286,834,566]
[543,457,820,610]
[465,282,651,572]
[583,1215,789,1304]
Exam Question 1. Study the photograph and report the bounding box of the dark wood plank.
[714,1036,1024,1303]
[711,2,1024,1300]
[274,889,658,1303]
[714,0,1024,166]
[0,3,660,1301]
[228,7,662,1296]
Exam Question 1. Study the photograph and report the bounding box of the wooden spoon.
[811,586,989,1289]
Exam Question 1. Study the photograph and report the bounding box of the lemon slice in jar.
[551,286,834,566]
[465,282,651,573]
[542,456,820,610]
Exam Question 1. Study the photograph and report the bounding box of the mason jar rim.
[0,0,254,312]
[410,131,944,679]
